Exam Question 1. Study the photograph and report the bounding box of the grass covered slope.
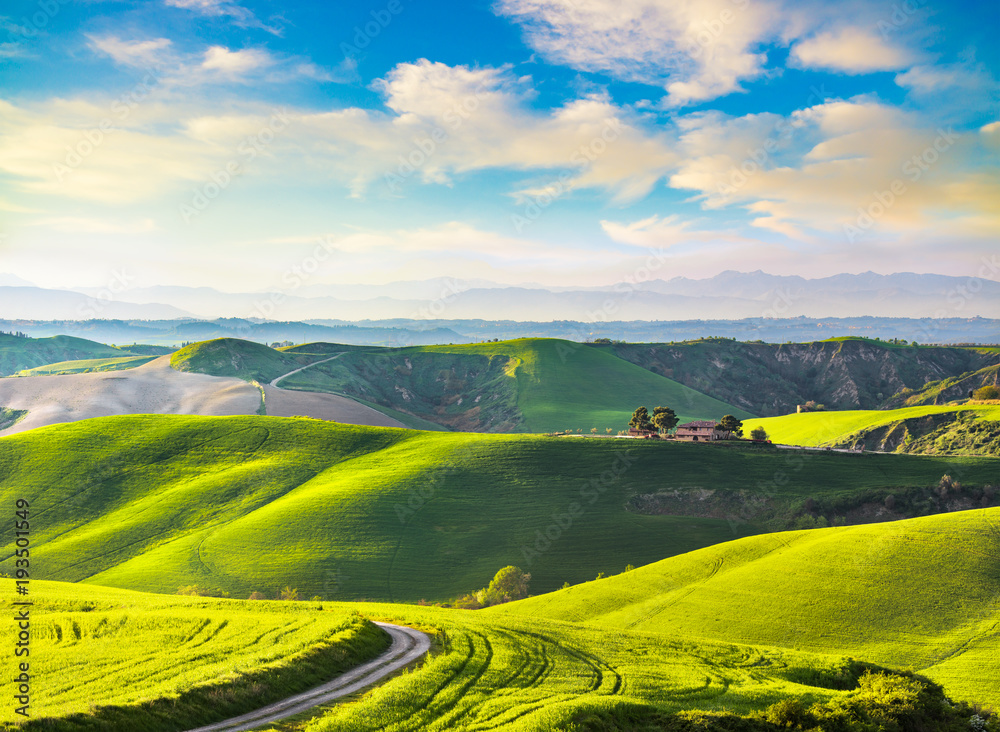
[0,333,131,376]
[0,580,389,730]
[17,354,157,375]
[3,415,999,604]
[744,404,1000,450]
[282,338,754,433]
[7,581,986,732]
[496,508,1000,705]
[170,337,329,383]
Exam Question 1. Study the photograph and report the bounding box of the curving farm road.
[184,622,431,732]
[268,353,344,387]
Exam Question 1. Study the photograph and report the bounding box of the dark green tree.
[486,565,531,602]
[973,385,1000,400]
[629,406,653,432]
[750,426,768,441]
[717,414,744,438]
[652,406,678,434]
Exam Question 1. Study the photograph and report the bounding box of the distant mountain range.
[3,270,998,321]
[2,316,999,347]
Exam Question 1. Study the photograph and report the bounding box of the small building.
[627,427,658,438]
[675,420,722,442]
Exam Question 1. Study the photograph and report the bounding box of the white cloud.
[87,34,343,87]
[495,0,778,106]
[0,42,25,58]
[790,27,916,74]
[164,0,283,35]
[88,35,173,69]
[200,46,274,77]
[0,61,678,207]
[668,98,1000,241]
[298,59,679,200]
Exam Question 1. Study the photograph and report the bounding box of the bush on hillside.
[972,385,1000,400]
[177,585,229,598]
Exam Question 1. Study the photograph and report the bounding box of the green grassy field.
[5,505,998,730]
[744,404,1000,447]
[0,407,27,431]
[279,338,754,433]
[0,334,134,377]
[16,354,158,376]
[495,507,1000,708]
[0,580,389,730]
[2,415,998,605]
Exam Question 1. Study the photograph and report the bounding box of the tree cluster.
[629,406,679,434]
[452,565,531,609]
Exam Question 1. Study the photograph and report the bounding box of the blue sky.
[0,0,997,292]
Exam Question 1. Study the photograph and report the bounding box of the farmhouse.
[675,420,722,442]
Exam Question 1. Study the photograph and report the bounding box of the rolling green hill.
[2,415,998,605]
[495,507,1000,706]
[745,404,1000,453]
[0,333,133,376]
[169,337,330,383]
[17,354,158,376]
[279,338,754,433]
[0,580,389,730]
[8,521,998,730]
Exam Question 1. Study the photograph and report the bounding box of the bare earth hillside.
[0,356,402,435]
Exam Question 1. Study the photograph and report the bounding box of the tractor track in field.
[183,622,430,732]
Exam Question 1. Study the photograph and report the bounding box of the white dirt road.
[184,623,431,732]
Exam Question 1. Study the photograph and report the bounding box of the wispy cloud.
[86,34,348,86]
[164,0,284,36]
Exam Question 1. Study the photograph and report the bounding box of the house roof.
[677,420,718,428]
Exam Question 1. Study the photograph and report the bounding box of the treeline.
[0,330,28,338]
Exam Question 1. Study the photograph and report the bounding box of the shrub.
[764,698,815,728]
[248,591,266,600]
[972,385,1000,400]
